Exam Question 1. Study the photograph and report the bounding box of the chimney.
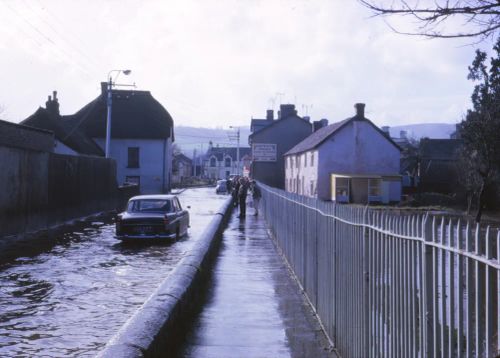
[381,126,390,138]
[45,90,60,116]
[101,81,108,95]
[313,118,329,132]
[266,109,274,121]
[278,104,297,119]
[354,103,365,118]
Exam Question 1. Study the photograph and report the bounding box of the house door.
[351,178,368,204]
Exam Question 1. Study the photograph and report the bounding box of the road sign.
[252,143,277,162]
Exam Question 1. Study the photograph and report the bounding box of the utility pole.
[229,126,240,175]
[193,148,197,176]
[105,69,132,158]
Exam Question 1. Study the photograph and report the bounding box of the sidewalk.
[178,208,335,358]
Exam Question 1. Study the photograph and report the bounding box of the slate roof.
[173,152,192,164]
[65,89,174,140]
[285,116,401,156]
[21,107,104,156]
[248,114,311,139]
[250,119,272,134]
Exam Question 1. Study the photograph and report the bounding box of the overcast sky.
[0,0,495,128]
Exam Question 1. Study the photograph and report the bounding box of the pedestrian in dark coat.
[237,177,248,218]
[232,176,240,207]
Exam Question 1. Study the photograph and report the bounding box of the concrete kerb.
[98,196,234,358]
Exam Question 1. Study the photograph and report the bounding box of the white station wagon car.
[115,195,190,240]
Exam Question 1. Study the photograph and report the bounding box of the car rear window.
[127,199,172,213]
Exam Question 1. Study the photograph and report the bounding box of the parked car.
[215,180,227,194]
[115,195,190,240]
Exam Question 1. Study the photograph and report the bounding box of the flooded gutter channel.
[98,196,233,357]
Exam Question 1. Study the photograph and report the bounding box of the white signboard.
[252,143,277,162]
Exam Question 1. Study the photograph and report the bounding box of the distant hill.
[387,123,456,140]
[174,126,251,156]
[173,122,457,156]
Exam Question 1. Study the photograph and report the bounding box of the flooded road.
[0,187,228,357]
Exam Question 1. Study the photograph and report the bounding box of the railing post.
[421,214,434,357]
[362,205,370,357]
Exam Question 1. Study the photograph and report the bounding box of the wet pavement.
[0,188,227,357]
[179,209,336,358]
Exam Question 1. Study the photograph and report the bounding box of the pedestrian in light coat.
[251,180,261,216]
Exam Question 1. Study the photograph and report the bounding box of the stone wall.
[0,119,54,152]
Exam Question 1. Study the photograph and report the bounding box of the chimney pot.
[354,103,365,118]
[101,82,108,95]
[53,91,57,100]
[266,109,274,121]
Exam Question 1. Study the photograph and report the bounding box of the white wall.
[94,137,172,194]
[316,120,400,200]
[205,154,246,179]
[285,150,318,197]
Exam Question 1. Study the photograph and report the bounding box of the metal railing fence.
[259,183,500,358]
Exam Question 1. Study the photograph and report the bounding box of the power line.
[35,0,107,69]
[1,2,95,78]
[21,0,102,74]
[175,133,229,139]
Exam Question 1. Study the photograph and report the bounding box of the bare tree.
[359,0,500,40]
[457,37,500,222]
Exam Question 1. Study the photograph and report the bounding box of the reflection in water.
[0,188,226,357]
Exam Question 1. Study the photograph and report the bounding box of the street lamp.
[105,69,132,158]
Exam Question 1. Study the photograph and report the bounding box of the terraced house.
[285,103,401,204]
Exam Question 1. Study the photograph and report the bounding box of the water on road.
[0,187,227,357]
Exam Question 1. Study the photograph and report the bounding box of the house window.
[225,157,231,167]
[336,178,350,202]
[302,176,305,194]
[368,178,382,197]
[210,157,217,167]
[297,156,301,168]
[125,175,140,188]
[310,180,314,195]
[290,157,293,169]
[304,154,307,167]
[128,147,139,168]
[311,152,314,166]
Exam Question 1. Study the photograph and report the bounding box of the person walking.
[232,176,240,207]
[251,180,261,216]
[237,177,248,218]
